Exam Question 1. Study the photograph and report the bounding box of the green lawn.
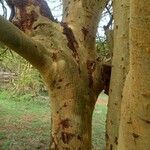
[0,90,107,150]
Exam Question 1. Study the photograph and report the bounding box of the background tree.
[0,0,109,149]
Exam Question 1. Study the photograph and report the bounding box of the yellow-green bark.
[0,0,108,149]
[117,0,150,149]
[106,0,129,150]
[106,0,129,149]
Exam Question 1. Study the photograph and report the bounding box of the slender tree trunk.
[106,0,129,149]
[117,0,150,149]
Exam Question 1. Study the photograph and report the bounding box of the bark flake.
[82,27,89,40]
[52,53,57,61]
[127,117,132,124]
[65,83,71,87]
[105,133,109,140]
[61,132,75,144]
[114,137,118,145]
[77,135,82,141]
[51,136,59,150]
[132,133,139,139]
[58,79,63,82]
[57,86,61,89]
[86,60,96,88]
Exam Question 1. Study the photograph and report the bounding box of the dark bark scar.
[132,133,140,144]
[132,133,139,139]
[82,27,89,40]
[77,135,82,141]
[114,137,118,145]
[61,22,80,64]
[7,0,55,31]
[59,118,71,129]
[87,60,96,88]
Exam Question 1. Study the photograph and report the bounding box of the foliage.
[96,36,109,57]
[0,47,46,96]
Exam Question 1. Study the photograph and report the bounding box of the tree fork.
[0,0,109,149]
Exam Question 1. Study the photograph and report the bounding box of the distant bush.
[0,47,47,97]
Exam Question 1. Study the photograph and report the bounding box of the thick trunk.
[41,53,102,149]
[117,0,150,149]
[47,77,98,150]
[0,0,107,149]
[106,0,129,149]
[50,91,94,149]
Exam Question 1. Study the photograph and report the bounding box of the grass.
[0,90,107,150]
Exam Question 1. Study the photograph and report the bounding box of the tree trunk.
[106,0,129,149]
[0,0,108,149]
[50,88,94,149]
[117,0,150,149]
[41,51,102,149]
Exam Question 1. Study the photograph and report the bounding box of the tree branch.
[62,0,109,51]
[0,15,49,71]
[5,0,56,32]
